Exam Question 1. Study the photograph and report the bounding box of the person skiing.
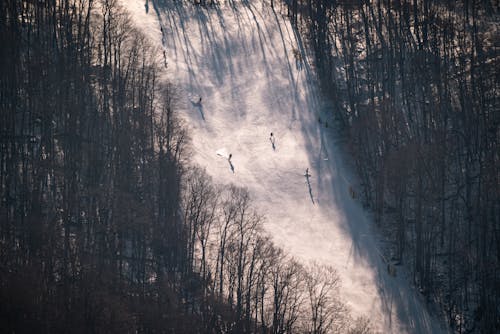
[163,50,168,68]
[198,96,202,104]
[228,153,234,173]
[270,132,276,150]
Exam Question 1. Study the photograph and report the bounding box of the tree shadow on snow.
[154,0,299,123]
[190,99,205,120]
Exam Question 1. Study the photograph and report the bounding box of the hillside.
[125,1,446,333]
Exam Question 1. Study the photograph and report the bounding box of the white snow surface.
[124,1,446,333]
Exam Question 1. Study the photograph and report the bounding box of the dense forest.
[0,0,191,331]
[279,0,498,333]
[0,1,378,333]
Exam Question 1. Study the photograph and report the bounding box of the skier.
[305,168,311,178]
[228,153,234,173]
[198,96,202,104]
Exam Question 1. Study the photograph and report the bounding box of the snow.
[216,147,230,159]
[123,1,446,333]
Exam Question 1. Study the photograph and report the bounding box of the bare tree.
[305,263,347,334]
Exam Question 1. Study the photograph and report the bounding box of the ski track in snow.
[125,1,446,333]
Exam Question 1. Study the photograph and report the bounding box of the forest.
[0,0,498,333]
[279,0,498,332]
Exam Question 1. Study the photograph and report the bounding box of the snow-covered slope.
[124,1,445,333]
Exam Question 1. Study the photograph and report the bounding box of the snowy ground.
[125,1,446,333]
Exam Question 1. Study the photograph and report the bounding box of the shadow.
[295,56,302,70]
[270,136,276,151]
[154,0,298,122]
[229,160,234,173]
[304,170,314,204]
[156,0,202,92]
[190,100,205,120]
[315,126,330,195]
[270,7,299,103]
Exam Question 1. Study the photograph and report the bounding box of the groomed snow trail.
[125,1,445,333]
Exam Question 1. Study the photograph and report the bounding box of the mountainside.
[124,1,447,333]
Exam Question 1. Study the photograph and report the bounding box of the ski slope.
[125,1,445,333]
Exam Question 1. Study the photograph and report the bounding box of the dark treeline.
[0,0,373,333]
[0,0,200,331]
[280,0,498,332]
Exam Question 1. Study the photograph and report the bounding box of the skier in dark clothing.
[270,132,276,150]
[228,154,234,173]
[305,168,311,178]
